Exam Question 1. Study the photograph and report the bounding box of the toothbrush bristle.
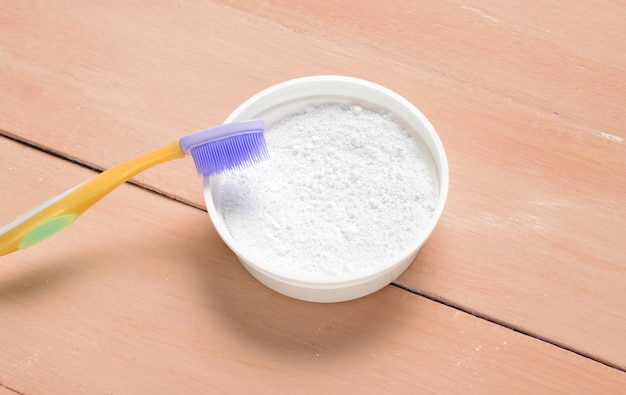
[190,131,269,177]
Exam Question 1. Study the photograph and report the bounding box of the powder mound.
[220,103,438,278]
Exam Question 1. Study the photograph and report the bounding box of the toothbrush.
[0,120,267,257]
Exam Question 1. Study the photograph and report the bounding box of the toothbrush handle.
[0,141,185,257]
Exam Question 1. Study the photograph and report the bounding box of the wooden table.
[1,1,625,393]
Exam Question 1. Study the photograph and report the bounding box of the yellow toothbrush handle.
[0,141,185,257]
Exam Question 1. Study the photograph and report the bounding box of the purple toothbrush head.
[179,120,268,177]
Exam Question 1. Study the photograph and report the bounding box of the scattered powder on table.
[220,103,438,277]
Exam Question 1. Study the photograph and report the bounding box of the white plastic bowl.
[204,76,449,303]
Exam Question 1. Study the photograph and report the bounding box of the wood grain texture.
[1,137,624,393]
[1,0,626,390]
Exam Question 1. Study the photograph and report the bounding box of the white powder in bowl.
[220,103,438,278]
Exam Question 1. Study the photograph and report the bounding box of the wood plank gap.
[0,383,24,395]
[391,281,626,373]
[0,130,101,174]
[0,131,205,211]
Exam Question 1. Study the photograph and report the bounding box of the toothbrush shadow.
[0,252,96,304]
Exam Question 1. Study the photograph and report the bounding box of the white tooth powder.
[220,103,438,278]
